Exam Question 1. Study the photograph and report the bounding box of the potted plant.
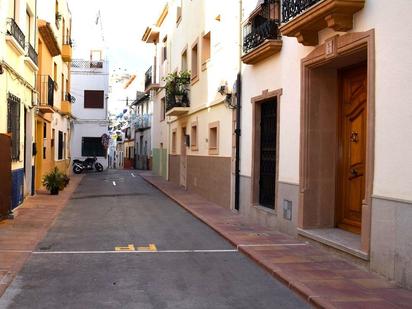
[42,167,64,195]
[163,70,191,104]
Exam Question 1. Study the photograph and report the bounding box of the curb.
[140,174,325,308]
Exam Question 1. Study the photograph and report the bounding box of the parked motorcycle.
[72,157,104,174]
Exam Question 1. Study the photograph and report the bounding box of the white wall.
[71,122,108,169]
[71,61,109,120]
[240,0,412,200]
[70,59,109,169]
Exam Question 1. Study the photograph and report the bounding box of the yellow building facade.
[35,0,73,190]
[0,0,38,209]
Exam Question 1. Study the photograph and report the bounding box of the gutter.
[234,0,243,211]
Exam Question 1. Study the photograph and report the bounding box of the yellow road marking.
[137,244,157,252]
[114,244,157,252]
[115,244,135,251]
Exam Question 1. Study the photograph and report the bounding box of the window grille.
[7,93,21,160]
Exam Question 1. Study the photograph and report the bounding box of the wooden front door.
[337,64,367,233]
[0,134,12,219]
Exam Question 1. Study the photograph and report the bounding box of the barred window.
[58,131,63,160]
[81,137,106,157]
[7,93,20,160]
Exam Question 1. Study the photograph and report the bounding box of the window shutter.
[84,90,104,108]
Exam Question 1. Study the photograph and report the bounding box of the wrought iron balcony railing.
[71,59,104,69]
[282,0,322,23]
[27,43,38,65]
[134,114,152,130]
[166,92,190,112]
[63,36,73,46]
[65,92,76,103]
[7,18,25,50]
[37,75,55,107]
[243,19,281,54]
[145,66,153,90]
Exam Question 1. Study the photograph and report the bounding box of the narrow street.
[0,170,308,309]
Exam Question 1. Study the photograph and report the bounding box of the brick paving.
[0,175,83,298]
[140,172,412,309]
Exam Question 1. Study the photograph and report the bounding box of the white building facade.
[240,0,412,289]
[70,57,109,169]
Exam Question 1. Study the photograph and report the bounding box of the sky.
[68,0,164,112]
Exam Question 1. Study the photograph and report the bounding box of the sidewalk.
[0,175,83,297]
[140,172,412,309]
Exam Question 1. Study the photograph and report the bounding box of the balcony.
[242,19,282,65]
[37,75,55,113]
[280,0,365,46]
[38,20,61,56]
[165,93,190,117]
[62,37,73,62]
[25,43,38,71]
[6,18,25,55]
[144,66,160,93]
[164,72,191,117]
[134,114,152,130]
[60,93,75,115]
[72,59,104,69]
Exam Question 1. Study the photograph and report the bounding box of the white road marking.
[32,249,238,255]
[131,173,136,178]
[112,181,116,186]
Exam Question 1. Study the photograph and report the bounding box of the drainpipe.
[234,0,242,211]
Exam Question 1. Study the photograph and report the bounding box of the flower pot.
[175,94,183,103]
[50,187,59,195]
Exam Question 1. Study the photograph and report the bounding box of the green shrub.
[42,167,64,195]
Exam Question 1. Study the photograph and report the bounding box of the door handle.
[351,169,358,177]
[350,132,359,143]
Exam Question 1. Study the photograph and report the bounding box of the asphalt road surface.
[0,170,309,309]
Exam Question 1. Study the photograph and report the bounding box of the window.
[26,10,31,43]
[61,73,64,99]
[43,123,47,159]
[58,130,63,160]
[181,48,188,71]
[55,0,59,29]
[191,122,198,151]
[81,137,106,157]
[84,90,104,108]
[162,36,167,62]
[172,130,177,154]
[191,41,199,82]
[208,121,219,155]
[176,0,182,24]
[63,132,66,159]
[43,123,47,138]
[160,97,166,121]
[201,32,211,70]
[53,62,58,91]
[7,93,20,161]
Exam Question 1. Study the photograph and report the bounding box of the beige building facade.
[143,0,241,208]
[239,0,412,289]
